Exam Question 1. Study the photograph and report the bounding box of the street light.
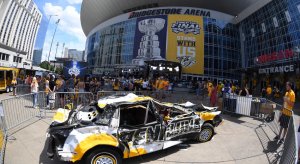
[47,18,60,62]
[43,14,57,61]
[54,42,59,72]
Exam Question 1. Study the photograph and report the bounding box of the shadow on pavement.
[255,125,282,164]
[39,137,72,164]
[39,140,183,164]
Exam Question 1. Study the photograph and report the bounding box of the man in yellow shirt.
[275,82,295,144]
[155,77,164,99]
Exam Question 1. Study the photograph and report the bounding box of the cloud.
[43,3,85,41]
[66,0,83,5]
[42,3,86,61]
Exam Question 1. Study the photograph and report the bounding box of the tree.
[40,61,50,70]
[39,61,55,71]
[55,67,63,74]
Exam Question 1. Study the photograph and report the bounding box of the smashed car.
[46,93,222,163]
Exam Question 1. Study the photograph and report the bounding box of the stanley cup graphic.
[132,18,165,65]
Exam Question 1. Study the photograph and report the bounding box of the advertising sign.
[132,15,168,66]
[166,15,204,74]
[258,64,295,74]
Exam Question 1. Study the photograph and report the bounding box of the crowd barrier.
[0,93,45,131]
[44,91,94,109]
[0,116,6,164]
[16,85,31,95]
[222,94,298,164]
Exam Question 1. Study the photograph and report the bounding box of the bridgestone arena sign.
[258,65,294,74]
[129,8,211,19]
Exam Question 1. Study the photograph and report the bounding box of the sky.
[34,0,85,62]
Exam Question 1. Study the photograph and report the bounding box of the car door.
[118,103,167,158]
[164,113,201,141]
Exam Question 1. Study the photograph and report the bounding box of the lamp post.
[54,42,59,72]
[61,42,65,58]
[47,18,60,62]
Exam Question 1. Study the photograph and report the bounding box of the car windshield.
[94,107,116,125]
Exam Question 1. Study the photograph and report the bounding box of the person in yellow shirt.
[112,79,120,91]
[11,77,17,96]
[217,82,223,94]
[275,82,295,144]
[231,84,236,94]
[207,81,213,97]
[155,77,164,99]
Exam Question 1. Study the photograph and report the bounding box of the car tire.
[85,148,122,164]
[196,123,214,142]
[9,87,13,92]
[6,87,9,93]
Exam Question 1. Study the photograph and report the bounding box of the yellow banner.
[167,15,204,74]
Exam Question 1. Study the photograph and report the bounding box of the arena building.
[81,0,300,90]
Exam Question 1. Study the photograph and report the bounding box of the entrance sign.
[258,65,295,74]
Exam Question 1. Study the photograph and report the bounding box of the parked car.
[45,93,222,164]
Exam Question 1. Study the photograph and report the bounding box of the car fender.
[197,111,221,121]
[58,126,120,162]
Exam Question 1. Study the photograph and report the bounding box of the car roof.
[97,93,174,109]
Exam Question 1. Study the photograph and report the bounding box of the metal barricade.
[47,92,94,109]
[0,92,45,131]
[0,109,6,164]
[16,84,31,95]
[280,114,298,164]
[222,94,298,164]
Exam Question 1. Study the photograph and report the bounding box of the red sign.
[257,49,294,64]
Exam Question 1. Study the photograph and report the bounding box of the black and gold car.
[46,93,222,164]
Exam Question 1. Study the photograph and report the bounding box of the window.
[119,105,147,127]
[0,71,4,81]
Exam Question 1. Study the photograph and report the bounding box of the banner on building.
[132,15,168,66]
[166,15,204,74]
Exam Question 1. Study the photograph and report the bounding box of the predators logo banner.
[167,15,204,74]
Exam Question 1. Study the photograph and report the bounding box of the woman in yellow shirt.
[11,77,17,96]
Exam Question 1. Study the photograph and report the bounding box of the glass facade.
[239,0,300,91]
[203,17,240,80]
[86,11,240,80]
[240,0,300,68]
[87,19,137,73]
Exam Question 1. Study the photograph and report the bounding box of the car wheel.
[86,148,122,164]
[197,123,214,142]
[6,87,9,93]
[9,87,13,92]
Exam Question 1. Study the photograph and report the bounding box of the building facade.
[81,0,300,86]
[0,0,42,68]
[239,0,300,92]
[65,49,85,62]
[84,7,240,81]
[32,49,42,66]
